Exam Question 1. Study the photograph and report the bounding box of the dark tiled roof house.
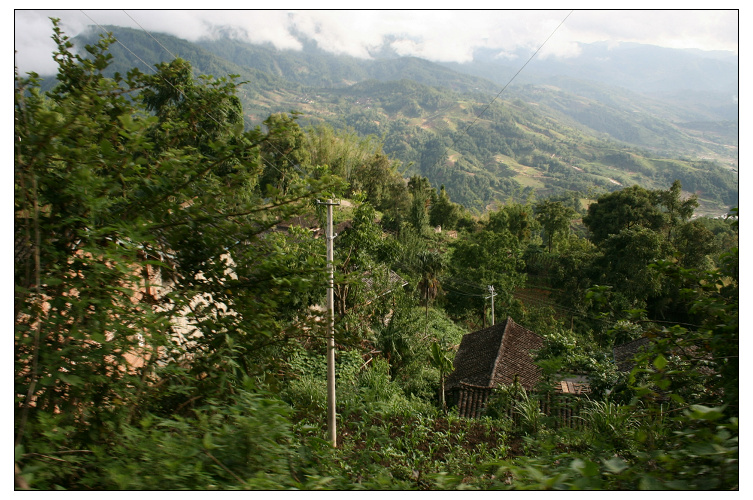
[613,336,715,377]
[445,317,544,418]
[613,337,651,372]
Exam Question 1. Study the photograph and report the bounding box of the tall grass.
[578,399,636,448]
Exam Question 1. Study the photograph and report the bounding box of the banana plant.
[429,342,454,412]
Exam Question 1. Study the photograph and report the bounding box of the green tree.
[429,185,461,230]
[597,226,672,307]
[407,175,433,235]
[583,181,697,245]
[534,199,576,252]
[653,179,698,241]
[14,22,340,487]
[416,250,447,331]
[673,219,717,269]
[258,112,311,195]
[583,185,665,244]
[429,342,453,411]
[304,123,380,181]
[579,183,722,325]
[446,206,531,323]
[333,201,383,320]
[352,153,410,215]
[490,203,537,243]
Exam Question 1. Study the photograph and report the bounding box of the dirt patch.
[506,436,525,457]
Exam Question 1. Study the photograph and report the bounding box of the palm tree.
[416,250,445,336]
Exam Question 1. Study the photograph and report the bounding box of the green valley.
[68,26,738,215]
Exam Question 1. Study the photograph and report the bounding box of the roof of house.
[361,266,408,302]
[613,337,651,372]
[613,336,715,376]
[445,317,544,392]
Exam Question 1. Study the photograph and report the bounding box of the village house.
[445,317,589,418]
[613,337,651,372]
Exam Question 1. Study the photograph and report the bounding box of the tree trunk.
[439,373,446,413]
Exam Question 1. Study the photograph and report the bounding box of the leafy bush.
[488,404,737,490]
[19,386,310,490]
[485,384,545,435]
[284,374,328,416]
[578,399,636,449]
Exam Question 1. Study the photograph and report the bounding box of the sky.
[14,7,739,76]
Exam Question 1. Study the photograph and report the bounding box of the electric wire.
[80,10,162,78]
[424,10,573,188]
[121,10,179,61]
[460,11,573,137]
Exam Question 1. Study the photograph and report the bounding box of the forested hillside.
[15,22,737,490]
[67,25,738,215]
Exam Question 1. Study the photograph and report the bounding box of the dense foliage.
[15,23,737,491]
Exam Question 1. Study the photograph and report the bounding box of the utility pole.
[487,285,497,326]
[319,199,339,447]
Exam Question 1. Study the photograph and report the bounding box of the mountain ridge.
[67,26,738,215]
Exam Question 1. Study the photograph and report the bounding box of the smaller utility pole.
[487,285,497,326]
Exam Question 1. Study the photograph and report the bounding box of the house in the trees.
[445,317,589,418]
[613,337,651,372]
[612,336,715,377]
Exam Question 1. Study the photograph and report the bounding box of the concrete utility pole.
[487,285,497,326]
[319,199,339,447]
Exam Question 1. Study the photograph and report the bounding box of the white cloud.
[560,10,738,53]
[13,9,739,76]
[14,11,67,75]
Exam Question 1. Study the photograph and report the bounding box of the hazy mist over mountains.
[195,33,738,121]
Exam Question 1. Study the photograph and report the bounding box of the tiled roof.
[613,337,650,372]
[613,336,715,376]
[492,319,544,389]
[361,267,408,303]
[446,317,543,392]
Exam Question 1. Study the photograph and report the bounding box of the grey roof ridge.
[487,316,513,388]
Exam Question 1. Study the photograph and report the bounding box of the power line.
[121,10,179,61]
[80,10,223,135]
[424,10,574,184]
[442,284,487,298]
[80,11,156,73]
[439,276,487,297]
[461,11,573,137]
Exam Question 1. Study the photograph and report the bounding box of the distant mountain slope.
[503,81,737,161]
[196,35,737,163]
[70,25,303,103]
[442,43,738,158]
[68,26,737,215]
[532,42,737,95]
[451,42,737,99]
[196,37,502,94]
